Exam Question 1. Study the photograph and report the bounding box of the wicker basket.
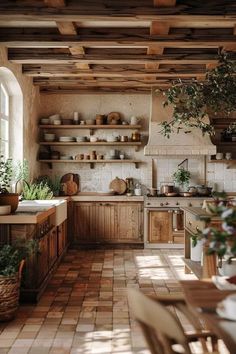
[0,260,24,321]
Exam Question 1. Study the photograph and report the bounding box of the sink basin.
[17,199,67,226]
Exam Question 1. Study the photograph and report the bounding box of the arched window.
[0,81,9,158]
[0,67,23,162]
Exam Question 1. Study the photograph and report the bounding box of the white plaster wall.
[39,93,236,193]
[0,47,41,179]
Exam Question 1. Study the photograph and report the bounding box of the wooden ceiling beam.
[0,2,236,21]
[56,22,77,35]
[44,0,66,7]
[40,87,151,94]
[2,30,236,47]
[153,0,176,7]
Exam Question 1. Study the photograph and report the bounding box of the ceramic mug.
[216,152,223,160]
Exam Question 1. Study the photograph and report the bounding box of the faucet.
[14,179,30,194]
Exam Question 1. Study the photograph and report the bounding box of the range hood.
[144,89,216,156]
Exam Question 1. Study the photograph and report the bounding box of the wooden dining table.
[180,280,236,354]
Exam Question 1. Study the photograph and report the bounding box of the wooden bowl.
[0,193,19,213]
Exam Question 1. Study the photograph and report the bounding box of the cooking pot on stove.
[196,185,212,196]
[188,186,197,196]
[147,188,159,197]
[161,183,174,195]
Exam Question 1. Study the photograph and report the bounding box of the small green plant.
[173,167,191,187]
[0,155,13,194]
[0,245,24,277]
[14,159,29,182]
[22,182,53,200]
[49,175,61,196]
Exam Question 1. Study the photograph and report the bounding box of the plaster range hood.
[144,89,216,156]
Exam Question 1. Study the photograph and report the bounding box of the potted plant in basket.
[193,201,236,277]
[0,155,19,212]
[0,245,25,321]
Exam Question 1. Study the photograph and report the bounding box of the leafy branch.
[158,53,236,138]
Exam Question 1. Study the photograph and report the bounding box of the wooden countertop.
[71,194,144,202]
[0,206,55,224]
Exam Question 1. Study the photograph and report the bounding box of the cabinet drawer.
[185,212,205,234]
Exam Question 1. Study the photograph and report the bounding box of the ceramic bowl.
[0,205,11,215]
[90,136,97,142]
[59,136,74,142]
[44,133,55,142]
[76,136,86,142]
[41,118,50,125]
[60,155,72,160]
[86,119,95,125]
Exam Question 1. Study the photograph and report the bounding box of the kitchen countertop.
[71,194,144,202]
[0,205,55,224]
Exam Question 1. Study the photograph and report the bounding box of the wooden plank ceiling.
[0,0,236,93]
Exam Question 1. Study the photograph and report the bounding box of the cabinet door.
[73,202,97,243]
[37,234,49,286]
[48,227,57,268]
[58,221,67,256]
[148,210,172,243]
[95,202,117,242]
[117,203,143,242]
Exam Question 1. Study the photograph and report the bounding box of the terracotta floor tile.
[0,248,229,354]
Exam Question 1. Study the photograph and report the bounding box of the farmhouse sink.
[17,199,67,226]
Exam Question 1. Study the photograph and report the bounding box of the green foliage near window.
[158,53,236,138]
[0,155,13,194]
[14,159,29,183]
[172,167,191,187]
[22,182,53,200]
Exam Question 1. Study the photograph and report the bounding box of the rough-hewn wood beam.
[44,0,65,7]
[153,0,176,7]
[40,87,151,94]
[2,30,236,48]
[0,2,236,21]
[8,51,220,65]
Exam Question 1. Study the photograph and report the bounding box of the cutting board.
[60,173,79,196]
[109,177,127,195]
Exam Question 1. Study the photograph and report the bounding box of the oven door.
[144,207,184,245]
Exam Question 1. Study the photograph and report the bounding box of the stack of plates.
[59,136,75,142]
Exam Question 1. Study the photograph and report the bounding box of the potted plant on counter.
[0,155,19,213]
[0,245,25,321]
[173,167,191,192]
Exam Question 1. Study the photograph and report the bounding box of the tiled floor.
[0,249,227,354]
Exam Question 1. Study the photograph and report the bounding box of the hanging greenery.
[158,53,236,138]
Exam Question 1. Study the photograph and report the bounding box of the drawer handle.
[188,221,192,226]
[196,226,200,232]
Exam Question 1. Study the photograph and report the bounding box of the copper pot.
[161,184,174,195]
[0,193,19,213]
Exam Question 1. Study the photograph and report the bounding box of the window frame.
[0,80,10,159]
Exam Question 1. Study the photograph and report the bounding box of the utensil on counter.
[109,177,127,195]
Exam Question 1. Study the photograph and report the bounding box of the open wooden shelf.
[208,159,236,168]
[40,141,141,146]
[39,124,141,129]
[39,159,142,169]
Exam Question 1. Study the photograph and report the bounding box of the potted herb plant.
[0,155,19,212]
[173,167,191,192]
[0,245,25,321]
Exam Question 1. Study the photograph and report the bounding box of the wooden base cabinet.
[73,202,143,245]
[0,217,68,302]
